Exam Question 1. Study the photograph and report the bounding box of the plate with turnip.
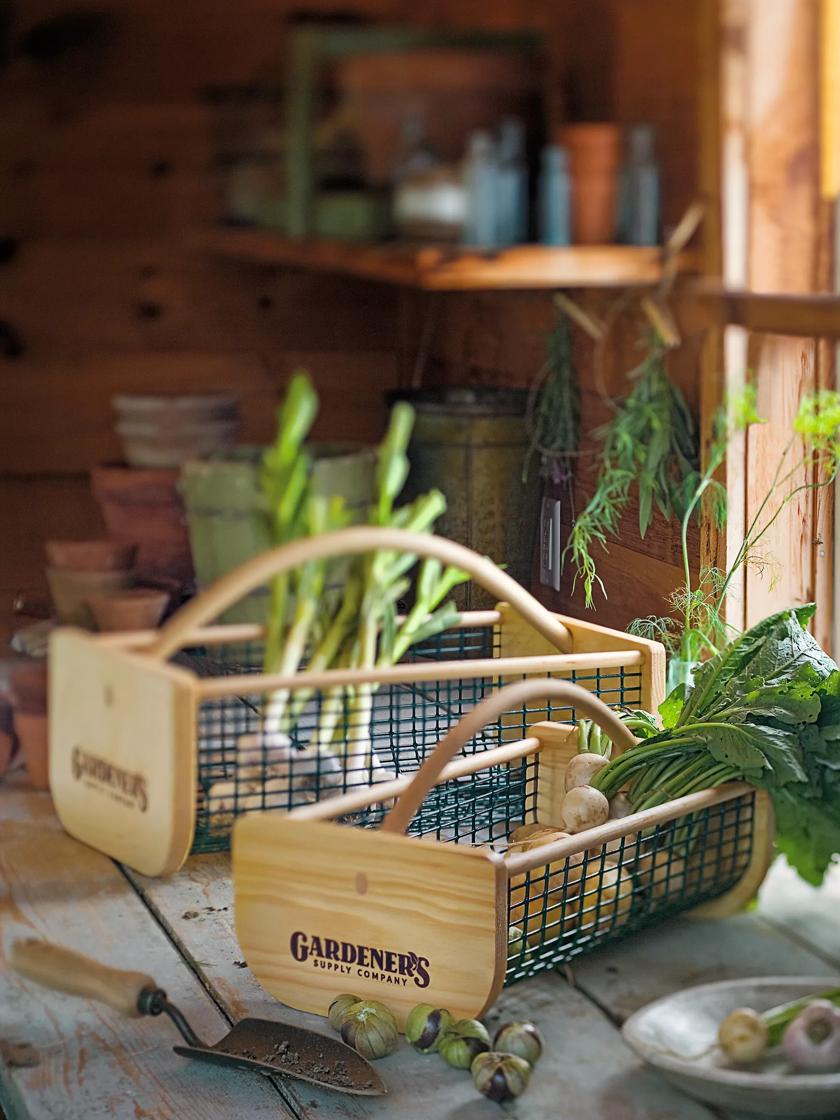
[622,977,840,1117]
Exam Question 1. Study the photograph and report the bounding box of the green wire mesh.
[503,789,755,985]
[185,623,756,983]
[189,623,643,852]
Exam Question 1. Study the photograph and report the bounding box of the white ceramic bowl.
[623,977,840,1117]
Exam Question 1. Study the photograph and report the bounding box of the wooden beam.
[677,284,840,338]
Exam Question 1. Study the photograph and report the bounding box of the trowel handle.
[10,939,158,1018]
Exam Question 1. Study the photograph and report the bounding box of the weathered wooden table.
[1,779,837,1120]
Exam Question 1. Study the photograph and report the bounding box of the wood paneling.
[0,0,708,637]
[737,1,828,629]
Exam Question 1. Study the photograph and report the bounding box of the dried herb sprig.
[564,339,698,607]
[523,313,580,483]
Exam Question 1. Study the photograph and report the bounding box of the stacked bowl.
[113,392,241,469]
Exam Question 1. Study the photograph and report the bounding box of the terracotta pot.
[115,417,241,470]
[9,661,48,715]
[570,170,619,245]
[14,712,49,790]
[8,662,47,790]
[45,539,137,572]
[558,124,621,244]
[557,123,622,172]
[0,695,15,781]
[89,588,170,632]
[90,463,195,588]
[46,566,134,628]
[113,392,240,422]
[113,393,241,469]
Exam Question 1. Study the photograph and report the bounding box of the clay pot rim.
[89,588,169,605]
[113,392,240,413]
[89,588,170,632]
[45,539,137,572]
[46,565,137,584]
[116,417,241,436]
[559,122,623,140]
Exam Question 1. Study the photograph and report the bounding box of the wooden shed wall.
[0,0,705,638]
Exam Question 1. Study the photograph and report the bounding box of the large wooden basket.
[233,679,774,1027]
[50,528,665,877]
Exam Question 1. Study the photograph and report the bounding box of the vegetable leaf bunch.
[259,371,469,757]
[595,605,840,885]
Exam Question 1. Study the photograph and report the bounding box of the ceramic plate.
[622,977,840,1117]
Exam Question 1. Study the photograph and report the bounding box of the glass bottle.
[538,144,571,246]
[618,124,660,246]
[392,112,437,184]
[462,131,499,249]
[496,117,528,245]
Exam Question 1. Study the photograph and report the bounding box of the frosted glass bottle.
[496,117,528,245]
[462,131,499,248]
[538,144,571,246]
[619,124,660,246]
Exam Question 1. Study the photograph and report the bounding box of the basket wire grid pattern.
[189,624,642,851]
[186,626,756,985]
[504,791,755,985]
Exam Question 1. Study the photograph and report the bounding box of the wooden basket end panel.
[689,790,775,919]
[494,601,666,716]
[530,721,578,828]
[233,815,507,1028]
[49,629,198,877]
[492,602,664,738]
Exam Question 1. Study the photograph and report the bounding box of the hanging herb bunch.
[563,334,699,607]
[523,312,581,488]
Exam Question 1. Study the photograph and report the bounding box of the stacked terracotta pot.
[45,539,136,629]
[556,123,622,245]
[7,662,48,790]
[89,393,242,597]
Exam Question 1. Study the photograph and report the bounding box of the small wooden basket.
[50,527,664,877]
[233,679,774,1028]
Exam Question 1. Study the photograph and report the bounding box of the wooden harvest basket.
[50,528,665,878]
[233,679,774,1027]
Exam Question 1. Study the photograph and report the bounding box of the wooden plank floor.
[2,783,839,1120]
[0,788,291,1120]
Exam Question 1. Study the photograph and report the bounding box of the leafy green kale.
[594,605,840,885]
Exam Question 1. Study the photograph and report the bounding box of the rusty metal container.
[391,388,540,609]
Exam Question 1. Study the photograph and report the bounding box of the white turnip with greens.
[226,371,469,805]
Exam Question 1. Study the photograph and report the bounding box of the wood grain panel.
[0,0,708,640]
[740,1,827,629]
[233,814,505,1026]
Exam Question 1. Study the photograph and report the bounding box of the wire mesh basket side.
[190,624,645,852]
[504,792,756,984]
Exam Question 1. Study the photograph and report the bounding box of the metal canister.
[391,388,540,610]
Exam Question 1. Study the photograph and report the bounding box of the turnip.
[565,752,610,792]
[508,827,569,853]
[560,786,610,833]
[782,1001,840,1070]
[608,792,633,819]
[565,861,634,934]
[508,833,587,943]
[718,1007,769,1064]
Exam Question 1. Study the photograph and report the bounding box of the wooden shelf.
[196,227,697,292]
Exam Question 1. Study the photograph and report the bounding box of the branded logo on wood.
[72,747,148,812]
[290,931,431,988]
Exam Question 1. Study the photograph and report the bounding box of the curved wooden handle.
[10,939,157,1017]
[380,679,637,835]
[145,527,573,661]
